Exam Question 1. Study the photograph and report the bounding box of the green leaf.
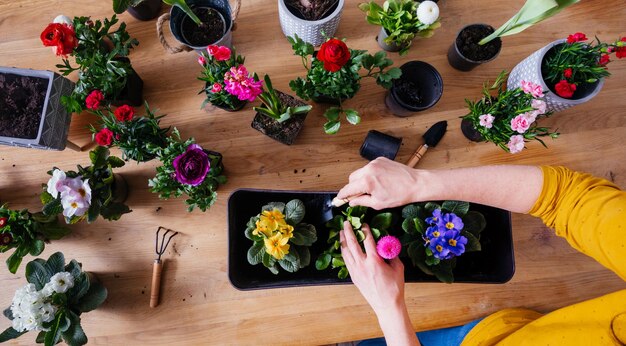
[463,211,487,237]
[40,191,55,205]
[26,260,52,290]
[45,312,65,346]
[291,223,317,246]
[386,67,402,79]
[89,146,108,168]
[0,327,26,343]
[112,0,131,14]
[463,232,482,252]
[36,331,46,343]
[315,253,332,270]
[6,251,23,274]
[402,204,420,219]
[370,227,381,239]
[262,252,277,271]
[325,215,345,231]
[442,201,470,217]
[29,240,45,256]
[107,156,125,168]
[46,252,65,274]
[433,264,454,284]
[324,120,341,135]
[402,218,416,235]
[331,257,345,268]
[324,107,341,121]
[163,0,202,25]
[338,266,349,279]
[43,199,63,217]
[344,109,361,125]
[348,215,362,230]
[41,224,71,241]
[370,212,393,232]
[61,312,88,346]
[247,242,265,265]
[424,202,441,213]
[76,281,107,313]
[285,199,305,225]
[65,260,82,278]
[68,273,90,303]
[297,246,311,268]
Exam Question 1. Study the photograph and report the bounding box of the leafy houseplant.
[359,0,441,55]
[90,103,170,162]
[462,71,559,153]
[0,206,70,274]
[148,129,227,212]
[316,206,393,279]
[40,15,140,114]
[251,74,313,145]
[245,200,317,274]
[198,45,262,111]
[401,201,485,283]
[288,35,401,134]
[40,146,131,224]
[0,252,107,346]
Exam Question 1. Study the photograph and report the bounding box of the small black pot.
[127,0,163,21]
[110,57,144,107]
[251,91,309,145]
[360,130,402,161]
[447,24,502,72]
[385,61,443,117]
[204,82,247,111]
[461,118,484,142]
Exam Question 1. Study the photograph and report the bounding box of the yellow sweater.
[462,166,626,345]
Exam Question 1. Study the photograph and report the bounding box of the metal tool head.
[423,120,448,147]
[155,226,178,261]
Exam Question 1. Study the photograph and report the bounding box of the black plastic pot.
[251,91,309,145]
[360,130,402,160]
[461,118,484,142]
[447,24,502,72]
[127,0,163,21]
[385,61,443,117]
[110,57,144,107]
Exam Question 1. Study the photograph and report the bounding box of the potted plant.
[508,33,625,112]
[385,61,443,117]
[245,199,317,274]
[40,146,132,223]
[113,0,163,21]
[251,74,313,145]
[447,0,579,71]
[0,206,70,274]
[278,0,344,47]
[157,0,240,53]
[40,15,142,114]
[0,66,74,150]
[89,103,170,162]
[198,45,262,111]
[0,252,107,346]
[148,129,227,212]
[288,35,401,134]
[401,201,485,283]
[461,71,559,153]
[359,0,441,55]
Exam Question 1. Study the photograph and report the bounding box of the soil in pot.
[251,91,308,145]
[0,73,47,139]
[457,25,501,62]
[285,0,340,21]
[182,7,225,47]
[395,80,422,105]
[540,43,601,100]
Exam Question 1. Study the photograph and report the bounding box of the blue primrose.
[425,225,442,239]
[441,212,464,232]
[425,209,443,226]
[443,230,468,257]
[429,237,452,260]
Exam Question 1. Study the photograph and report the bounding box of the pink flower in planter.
[478,113,495,129]
[223,66,263,102]
[531,99,546,116]
[85,90,104,110]
[507,135,525,154]
[376,235,401,260]
[207,45,231,61]
[211,83,222,93]
[511,113,531,134]
[197,55,206,66]
[520,81,544,98]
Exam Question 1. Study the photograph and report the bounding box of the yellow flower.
[259,209,286,231]
[279,224,294,238]
[264,233,290,260]
[253,220,272,237]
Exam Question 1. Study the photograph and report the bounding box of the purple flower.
[172,144,210,186]
[441,212,464,232]
[442,230,467,257]
[425,209,443,226]
[429,237,451,260]
[425,225,442,240]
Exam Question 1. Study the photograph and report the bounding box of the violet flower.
[172,144,211,186]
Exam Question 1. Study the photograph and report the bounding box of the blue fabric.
[357,318,483,346]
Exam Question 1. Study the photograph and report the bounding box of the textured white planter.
[278,0,344,47]
[508,39,605,113]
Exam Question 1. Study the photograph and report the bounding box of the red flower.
[114,105,135,121]
[555,80,577,98]
[85,90,104,110]
[563,68,573,79]
[95,128,114,146]
[599,54,611,66]
[566,32,587,44]
[211,82,222,93]
[40,23,77,57]
[0,217,7,228]
[616,37,626,59]
[317,39,351,72]
[0,233,12,246]
[207,45,231,61]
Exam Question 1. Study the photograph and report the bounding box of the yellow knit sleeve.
[528,166,626,280]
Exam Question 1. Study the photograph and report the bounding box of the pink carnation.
[223,66,263,102]
[207,45,231,61]
[376,235,401,260]
[197,55,206,66]
[520,81,544,98]
[85,90,104,110]
[211,82,222,93]
[507,135,525,154]
[510,114,531,133]
[478,113,495,129]
[531,99,546,116]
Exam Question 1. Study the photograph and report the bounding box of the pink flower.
[599,54,610,66]
[207,45,231,61]
[520,81,544,98]
[376,235,401,260]
[566,32,587,44]
[507,135,525,154]
[531,99,546,116]
[197,55,206,66]
[510,114,531,134]
[85,90,104,110]
[223,66,263,102]
[478,114,495,129]
[563,68,573,79]
[211,82,222,93]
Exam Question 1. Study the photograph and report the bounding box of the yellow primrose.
[264,233,290,260]
[279,224,294,238]
[253,220,272,237]
[259,209,286,231]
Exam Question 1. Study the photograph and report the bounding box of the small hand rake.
[150,226,178,308]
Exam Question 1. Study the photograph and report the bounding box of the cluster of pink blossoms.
[223,66,263,102]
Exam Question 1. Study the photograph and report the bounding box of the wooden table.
[1,0,625,344]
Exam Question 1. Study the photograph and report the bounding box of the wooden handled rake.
[150,226,178,308]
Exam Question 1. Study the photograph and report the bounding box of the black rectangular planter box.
[0,67,74,150]
[228,189,515,290]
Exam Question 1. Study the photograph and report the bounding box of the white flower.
[46,169,67,197]
[11,317,25,332]
[417,1,439,25]
[47,272,75,294]
[478,113,495,129]
[53,15,72,26]
[61,191,90,218]
[40,303,57,323]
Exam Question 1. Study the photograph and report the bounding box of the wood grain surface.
[1,0,625,345]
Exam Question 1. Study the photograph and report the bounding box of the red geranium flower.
[207,45,231,61]
[0,217,7,228]
[566,32,587,44]
[95,128,114,146]
[317,39,351,72]
[85,90,105,110]
[563,68,573,79]
[114,105,135,122]
[599,54,611,66]
[40,23,77,57]
[555,80,577,98]
[616,37,626,59]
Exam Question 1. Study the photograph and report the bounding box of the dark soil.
[182,7,225,46]
[457,25,501,62]
[395,80,422,105]
[541,43,601,100]
[461,118,484,142]
[0,73,48,139]
[251,91,308,145]
[285,0,339,21]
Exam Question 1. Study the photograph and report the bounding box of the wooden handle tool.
[150,259,163,308]
[406,144,429,168]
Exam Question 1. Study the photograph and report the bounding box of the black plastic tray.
[228,189,515,290]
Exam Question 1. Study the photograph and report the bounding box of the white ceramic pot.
[507,39,605,113]
[278,0,344,47]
